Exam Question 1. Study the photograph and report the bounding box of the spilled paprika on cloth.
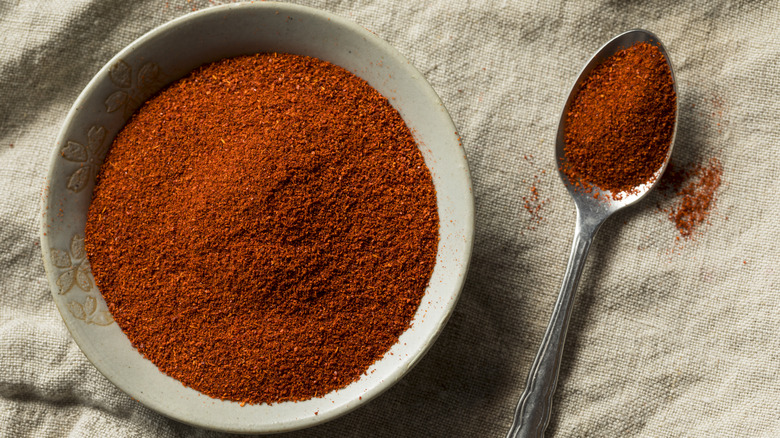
[562,42,676,195]
[84,53,439,404]
[659,158,723,238]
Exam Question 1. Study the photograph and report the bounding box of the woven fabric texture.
[1,0,778,436]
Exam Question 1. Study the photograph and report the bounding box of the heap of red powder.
[562,42,676,195]
[85,53,439,404]
[658,158,723,238]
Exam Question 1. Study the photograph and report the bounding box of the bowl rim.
[41,1,475,433]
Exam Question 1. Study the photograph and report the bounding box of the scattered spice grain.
[658,158,723,238]
[520,154,549,230]
[85,53,439,404]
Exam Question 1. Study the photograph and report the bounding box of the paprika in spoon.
[508,31,678,438]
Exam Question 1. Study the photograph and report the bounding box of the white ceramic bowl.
[40,2,473,434]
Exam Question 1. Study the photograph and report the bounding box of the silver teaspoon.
[507,29,678,438]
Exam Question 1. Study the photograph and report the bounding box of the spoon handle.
[507,213,599,438]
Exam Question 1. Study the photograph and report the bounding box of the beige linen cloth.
[1,0,778,436]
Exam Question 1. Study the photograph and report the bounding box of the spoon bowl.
[508,29,678,438]
[556,29,679,219]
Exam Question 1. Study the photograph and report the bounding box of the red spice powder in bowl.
[40,3,473,433]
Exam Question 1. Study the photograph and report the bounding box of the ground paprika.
[85,53,439,404]
[658,158,723,238]
[562,42,676,195]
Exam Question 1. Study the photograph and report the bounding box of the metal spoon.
[507,29,678,438]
